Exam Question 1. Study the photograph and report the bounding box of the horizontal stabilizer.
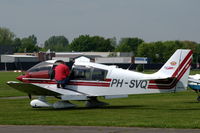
[188,78,200,84]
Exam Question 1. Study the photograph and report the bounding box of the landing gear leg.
[86,97,109,108]
[196,90,200,102]
[197,96,200,102]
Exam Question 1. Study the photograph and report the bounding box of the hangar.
[1,55,39,63]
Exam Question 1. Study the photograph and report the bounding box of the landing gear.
[30,96,53,108]
[53,101,76,109]
[86,97,109,108]
[30,96,76,109]
[197,96,200,102]
[194,90,200,102]
[30,96,108,109]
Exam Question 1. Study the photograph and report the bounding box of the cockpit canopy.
[27,61,54,79]
[28,62,53,73]
[26,61,108,81]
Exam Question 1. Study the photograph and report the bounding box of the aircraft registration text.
[111,79,148,89]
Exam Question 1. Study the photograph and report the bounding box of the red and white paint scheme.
[7,49,192,109]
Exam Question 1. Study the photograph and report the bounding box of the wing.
[188,79,200,90]
[6,81,86,97]
[188,78,200,84]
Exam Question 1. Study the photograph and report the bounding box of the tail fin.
[150,49,192,90]
[157,49,192,77]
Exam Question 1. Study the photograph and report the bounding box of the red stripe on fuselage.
[105,78,112,82]
[23,79,111,87]
[68,81,110,87]
[22,79,56,84]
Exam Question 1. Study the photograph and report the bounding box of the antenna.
[127,63,134,70]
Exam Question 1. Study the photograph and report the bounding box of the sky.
[0,0,200,45]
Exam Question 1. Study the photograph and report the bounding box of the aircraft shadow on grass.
[31,102,200,111]
[30,104,160,111]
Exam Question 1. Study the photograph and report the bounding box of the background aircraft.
[188,74,200,101]
[7,49,192,109]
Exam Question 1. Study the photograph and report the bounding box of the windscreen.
[27,62,53,72]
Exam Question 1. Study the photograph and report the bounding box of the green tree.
[18,35,40,52]
[162,41,183,60]
[115,37,144,55]
[0,27,15,45]
[181,40,198,64]
[137,40,199,63]
[12,38,22,52]
[137,42,160,63]
[70,35,114,52]
[44,35,69,52]
[109,37,117,48]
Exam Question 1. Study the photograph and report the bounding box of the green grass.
[0,71,25,97]
[0,91,200,128]
[190,69,200,75]
[0,70,200,128]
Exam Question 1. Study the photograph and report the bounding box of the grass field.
[0,71,200,128]
[0,71,25,97]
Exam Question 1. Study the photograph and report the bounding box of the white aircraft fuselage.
[7,49,192,108]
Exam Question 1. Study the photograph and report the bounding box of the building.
[14,51,55,61]
[55,52,133,58]
[0,55,39,71]
[0,45,14,62]
[1,55,39,63]
[53,55,99,62]
[37,52,55,61]
[0,45,14,55]
[95,57,134,64]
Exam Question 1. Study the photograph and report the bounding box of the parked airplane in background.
[188,74,200,101]
[7,49,192,109]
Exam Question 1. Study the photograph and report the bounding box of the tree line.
[0,27,200,63]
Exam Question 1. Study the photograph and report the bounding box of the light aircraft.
[7,49,192,109]
[188,74,200,101]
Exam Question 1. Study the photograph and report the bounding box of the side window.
[70,67,91,80]
[70,67,107,81]
[91,68,108,81]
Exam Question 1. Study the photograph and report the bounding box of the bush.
[136,64,144,72]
